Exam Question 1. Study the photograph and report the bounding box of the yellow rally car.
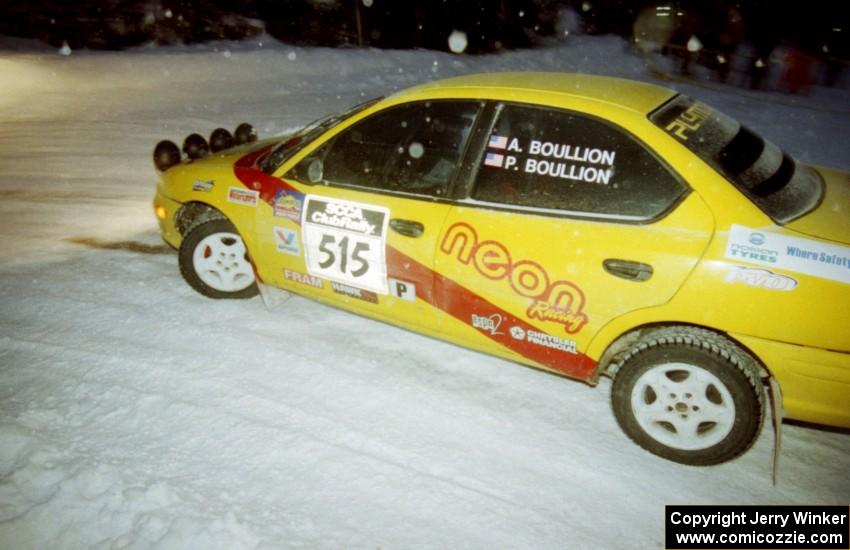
[152,73,850,466]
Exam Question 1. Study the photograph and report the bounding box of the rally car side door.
[432,102,715,381]
[258,100,483,332]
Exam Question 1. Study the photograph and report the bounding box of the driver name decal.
[440,222,589,334]
[302,196,390,294]
[482,133,617,185]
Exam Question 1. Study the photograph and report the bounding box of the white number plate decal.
[302,196,390,294]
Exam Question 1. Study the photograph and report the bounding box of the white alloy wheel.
[630,362,736,451]
[192,231,255,292]
[611,326,764,465]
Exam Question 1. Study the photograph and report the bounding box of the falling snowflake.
[448,31,468,54]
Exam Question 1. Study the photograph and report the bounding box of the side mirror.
[307,158,323,183]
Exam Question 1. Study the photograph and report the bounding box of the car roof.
[390,72,677,115]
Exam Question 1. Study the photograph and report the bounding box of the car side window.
[471,104,686,220]
[298,101,481,197]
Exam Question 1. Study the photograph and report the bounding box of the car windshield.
[260,97,381,174]
[649,95,823,224]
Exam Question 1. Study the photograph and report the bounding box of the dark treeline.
[0,0,547,51]
[0,0,847,64]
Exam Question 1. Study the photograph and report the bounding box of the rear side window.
[649,95,823,223]
[471,104,686,221]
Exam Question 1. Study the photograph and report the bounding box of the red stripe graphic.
[387,248,597,381]
[234,147,300,206]
[234,149,596,381]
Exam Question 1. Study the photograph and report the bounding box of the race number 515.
[302,196,389,294]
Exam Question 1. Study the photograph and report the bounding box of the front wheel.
[178,218,258,299]
[611,327,764,466]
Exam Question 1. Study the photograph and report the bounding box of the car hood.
[787,165,850,245]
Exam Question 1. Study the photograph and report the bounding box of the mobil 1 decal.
[302,196,390,294]
[484,133,616,185]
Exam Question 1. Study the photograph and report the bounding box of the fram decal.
[227,187,259,207]
[284,268,323,289]
[440,222,588,334]
[472,313,503,336]
[273,227,300,256]
[725,266,797,291]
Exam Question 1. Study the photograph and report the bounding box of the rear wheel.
[611,327,764,465]
[178,218,258,299]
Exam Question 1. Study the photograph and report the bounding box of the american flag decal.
[488,135,508,149]
[484,152,504,168]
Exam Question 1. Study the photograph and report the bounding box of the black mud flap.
[767,376,784,485]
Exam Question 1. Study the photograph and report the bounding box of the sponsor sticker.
[509,325,577,354]
[331,281,379,304]
[525,330,577,354]
[388,278,416,302]
[283,268,323,289]
[273,189,304,221]
[192,179,214,192]
[273,227,300,256]
[227,187,259,207]
[472,313,503,336]
[725,266,797,291]
[302,196,390,294]
[725,225,850,285]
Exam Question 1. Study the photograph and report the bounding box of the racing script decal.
[302,196,390,294]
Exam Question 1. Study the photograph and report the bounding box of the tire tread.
[611,326,765,465]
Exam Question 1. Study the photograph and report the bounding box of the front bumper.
[152,190,183,249]
[733,333,850,428]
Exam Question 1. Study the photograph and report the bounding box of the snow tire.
[178,218,259,299]
[611,326,764,466]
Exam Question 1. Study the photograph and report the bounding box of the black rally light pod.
[209,128,234,153]
[234,123,258,145]
[183,133,210,160]
[153,140,181,171]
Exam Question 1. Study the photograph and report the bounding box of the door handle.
[603,259,653,282]
[389,218,425,238]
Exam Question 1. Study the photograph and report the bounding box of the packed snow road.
[1,35,848,549]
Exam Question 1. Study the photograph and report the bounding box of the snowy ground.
[1,33,849,549]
